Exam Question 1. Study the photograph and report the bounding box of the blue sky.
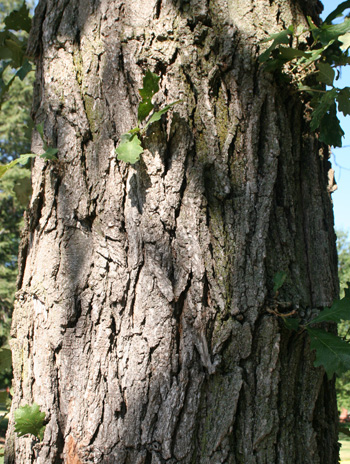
[321,1,350,232]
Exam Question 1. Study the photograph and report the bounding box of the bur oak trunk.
[5,0,340,462]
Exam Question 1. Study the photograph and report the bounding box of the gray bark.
[6,0,339,462]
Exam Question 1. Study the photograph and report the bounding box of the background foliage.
[260,1,350,147]
[336,230,350,410]
[0,0,33,390]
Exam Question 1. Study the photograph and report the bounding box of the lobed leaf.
[137,70,160,122]
[307,327,350,379]
[298,84,315,93]
[139,70,160,100]
[313,18,350,45]
[145,100,182,128]
[0,73,16,106]
[311,288,350,324]
[0,153,40,179]
[310,88,337,131]
[116,133,143,164]
[339,32,350,51]
[344,283,350,300]
[277,46,308,61]
[16,59,32,81]
[138,99,154,123]
[299,47,325,68]
[36,123,44,141]
[14,403,46,441]
[318,104,344,147]
[3,36,25,68]
[337,88,350,116]
[40,147,58,160]
[307,16,319,32]
[273,271,287,294]
[0,43,13,61]
[262,59,285,73]
[259,27,293,63]
[316,62,335,86]
[4,2,32,33]
[283,317,300,331]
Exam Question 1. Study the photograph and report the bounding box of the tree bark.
[6,0,339,462]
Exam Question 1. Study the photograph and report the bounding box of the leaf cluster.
[282,283,350,379]
[260,1,350,147]
[116,70,181,164]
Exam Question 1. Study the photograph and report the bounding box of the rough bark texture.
[5,0,339,463]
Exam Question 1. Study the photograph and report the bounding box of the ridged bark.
[6,0,339,462]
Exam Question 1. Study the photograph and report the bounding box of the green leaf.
[262,59,284,73]
[36,123,44,140]
[14,403,46,441]
[0,43,14,61]
[139,70,160,100]
[324,0,350,24]
[345,283,350,299]
[145,100,182,128]
[36,123,48,150]
[116,133,143,164]
[40,147,58,160]
[277,46,308,61]
[16,59,32,81]
[0,154,38,178]
[4,2,32,33]
[339,32,350,51]
[316,62,335,86]
[298,84,315,93]
[295,24,307,36]
[314,18,350,45]
[0,158,21,178]
[310,88,337,131]
[128,127,141,135]
[300,47,325,67]
[137,71,160,122]
[259,27,293,63]
[17,153,38,164]
[307,327,350,378]
[337,87,350,116]
[318,104,344,147]
[283,317,300,331]
[307,16,318,32]
[311,295,350,325]
[3,36,25,68]
[138,98,153,123]
[273,271,287,293]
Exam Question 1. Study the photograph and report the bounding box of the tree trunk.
[6,0,339,462]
